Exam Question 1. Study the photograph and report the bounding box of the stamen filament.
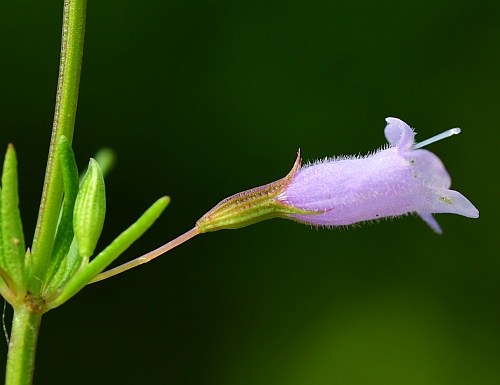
[412,128,461,149]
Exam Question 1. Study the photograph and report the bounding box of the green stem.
[5,306,43,385]
[31,0,87,289]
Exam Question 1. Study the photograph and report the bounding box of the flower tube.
[279,117,478,233]
[197,118,478,234]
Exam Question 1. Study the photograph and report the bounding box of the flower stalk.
[89,226,199,284]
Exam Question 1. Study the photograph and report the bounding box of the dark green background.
[1,1,498,384]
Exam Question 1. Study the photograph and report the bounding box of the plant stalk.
[90,227,200,283]
[4,306,43,385]
[31,0,88,290]
[4,1,87,383]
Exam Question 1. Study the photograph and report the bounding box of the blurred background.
[0,0,498,384]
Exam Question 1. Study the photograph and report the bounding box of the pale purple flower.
[278,117,479,233]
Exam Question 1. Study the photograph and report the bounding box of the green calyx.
[196,151,318,233]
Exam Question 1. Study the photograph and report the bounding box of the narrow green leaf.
[44,136,79,287]
[0,189,15,304]
[46,255,68,294]
[0,186,5,270]
[45,238,85,295]
[0,264,15,303]
[59,239,85,286]
[73,159,106,258]
[24,247,33,283]
[1,144,26,292]
[46,196,170,310]
[0,190,15,305]
[0,187,14,302]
